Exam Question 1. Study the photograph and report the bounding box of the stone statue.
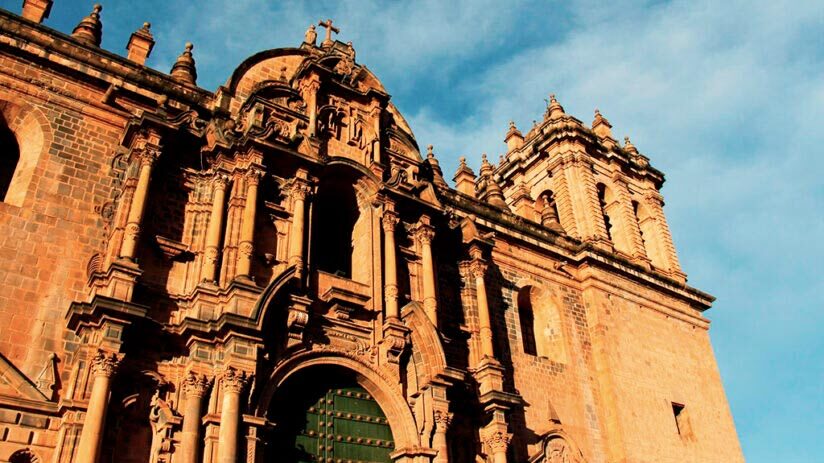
[304,24,317,46]
[545,436,580,463]
[148,390,175,463]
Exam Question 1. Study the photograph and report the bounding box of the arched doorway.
[269,365,395,462]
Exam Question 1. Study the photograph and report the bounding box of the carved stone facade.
[0,4,742,463]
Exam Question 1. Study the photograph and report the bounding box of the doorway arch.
[257,351,421,457]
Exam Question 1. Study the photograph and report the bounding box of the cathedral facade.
[0,3,743,463]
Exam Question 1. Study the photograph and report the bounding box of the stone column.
[75,350,120,463]
[287,180,311,273]
[485,431,511,463]
[217,368,248,463]
[382,208,400,320]
[469,247,494,360]
[303,76,321,138]
[202,174,229,283]
[236,169,262,279]
[180,372,210,463]
[432,410,453,463]
[120,141,160,260]
[415,217,438,327]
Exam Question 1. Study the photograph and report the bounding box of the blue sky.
[6,0,823,460]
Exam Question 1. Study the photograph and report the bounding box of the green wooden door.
[275,382,394,463]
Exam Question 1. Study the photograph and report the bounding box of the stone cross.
[318,19,339,46]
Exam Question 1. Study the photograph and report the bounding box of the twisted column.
[382,209,400,320]
[180,372,210,463]
[217,367,248,463]
[236,169,263,278]
[76,350,121,463]
[202,174,229,283]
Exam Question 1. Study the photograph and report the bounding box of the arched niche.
[256,351,421,452]
[310,161,378,284]
[516,285,568,364]
[0,97,51,207]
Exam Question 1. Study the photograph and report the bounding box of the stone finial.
[318,18,340,47]
[304,24,318,46]
[504,120,524,152]
[592,108,613,139]
[453,156,477,197]
[126,22,155,65]
[21,0,53,23]
[477,154,508,209]
[72,4,103,47]
[171,42,197,86]
[546,93,565,120]
[623,136,638,155]
[425,145,448,188]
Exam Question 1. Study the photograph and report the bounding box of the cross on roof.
[318,19,340,46]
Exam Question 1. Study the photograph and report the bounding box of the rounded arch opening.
[516,285,567,363]
[310,163,378,284]
[258,353,420,459]
[0,99,48,207]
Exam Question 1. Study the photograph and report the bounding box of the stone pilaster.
[382,207,400,320]
[468,246,494,361]
[645,192,685,281]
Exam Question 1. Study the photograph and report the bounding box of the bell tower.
[496,95,685,282]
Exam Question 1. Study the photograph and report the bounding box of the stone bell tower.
[496,95,685,282]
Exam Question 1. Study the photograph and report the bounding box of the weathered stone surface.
[0,7,741,463]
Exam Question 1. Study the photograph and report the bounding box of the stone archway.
[257,351,422,460]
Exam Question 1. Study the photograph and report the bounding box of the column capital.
[212,172,231,189]
[289,179,313,201]
[434,410,453,432]
[220,367,249,394]
[413,222,435,245]
[382,209,400,232]
[484,430,512,453]
[183,371,212,398]
[244,167,264,185]
[467,258,488,279]
[90,350,121,378]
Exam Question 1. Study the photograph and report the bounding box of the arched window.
[0,100,47,207]
[634,200,666,268]
[9,448,39,463]
[597,182,634,254]
[0,113,20,201]
[517,286,567,363]
[311,166,375,284]
[536,190,563,232]
[596,183,613,241]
